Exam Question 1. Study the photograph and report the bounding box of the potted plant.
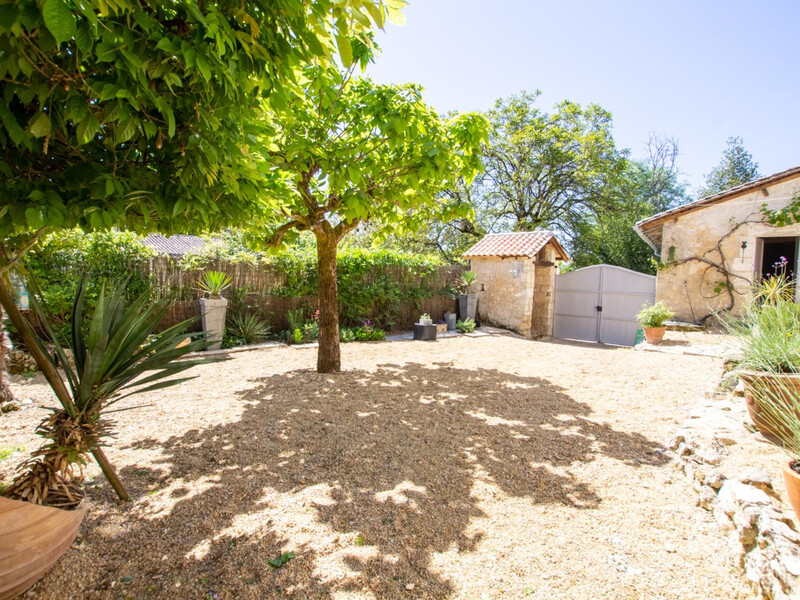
[197,270,232,351]
[457,270,478,321]
[635,301,674,344]
[725,275,800,441]
[0,278,211,598]
[444,311,457,331]
[744,372,800,520]
[456,317,476,333]
[419,313,432,326]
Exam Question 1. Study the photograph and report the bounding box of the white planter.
[199,297,228,351]
[419,318,433,326]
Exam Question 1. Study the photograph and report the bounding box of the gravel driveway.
[1,334,746,599]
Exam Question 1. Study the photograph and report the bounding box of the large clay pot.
[739,371,800,443]
[643,326,667,344]
[782,460,800,522]
[0,496,85,600]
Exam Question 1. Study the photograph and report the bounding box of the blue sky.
[366,1,800,194]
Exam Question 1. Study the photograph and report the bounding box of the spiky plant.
[197,270,232,298]
[227,313,270,345]
[456,270,477,294]
[3,278,214,508]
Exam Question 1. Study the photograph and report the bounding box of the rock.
[740,468,774,492]
[706,471,725,490]
[667,433,686,450]
[733,379,746,398]
[697,485,718,510]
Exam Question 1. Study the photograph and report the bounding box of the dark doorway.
[760,237,798,279]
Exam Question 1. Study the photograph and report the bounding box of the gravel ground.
[1,334,748,599]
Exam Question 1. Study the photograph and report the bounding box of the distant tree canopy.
[0,0,402,241]
[569,136,690,274]
[697,136,761,198]
[383,90,629,262]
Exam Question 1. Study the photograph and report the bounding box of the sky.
[365,0,800,194]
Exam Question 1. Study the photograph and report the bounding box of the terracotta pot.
[739,371,800,443]
[783,460,800,522]
[0,496,85,600]
[643,326,667,344]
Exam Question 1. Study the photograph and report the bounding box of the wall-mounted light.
[741,241,748,250]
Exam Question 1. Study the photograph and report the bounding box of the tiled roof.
[140,233,209,256]
[462,231,569,261]
[635,164,800,254]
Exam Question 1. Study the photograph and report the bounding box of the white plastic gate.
[553,265,656,346]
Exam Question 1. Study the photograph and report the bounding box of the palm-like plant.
[227,313,270,345]
[3,278,214,507]
[456,270,477,293]
[197,270,232,298]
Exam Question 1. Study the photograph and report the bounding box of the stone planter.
[444,312,456,331]
[413,324,437,341]
[419,318,433,326]
[783,460,800,522]
[458,293,477,321]
[199,297,228,351]
[739,371,800,443]
[0,496,85,599]
[643,326,666,344]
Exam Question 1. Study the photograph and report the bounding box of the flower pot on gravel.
[199,297,228,351]
[444,312,457,331]
[0,496,85,600]
[458,293,477,321]
[782,460,800,522]
[739,371,800,443]
[643,326,667,344]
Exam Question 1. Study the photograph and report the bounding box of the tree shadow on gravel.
[41,363,669,600]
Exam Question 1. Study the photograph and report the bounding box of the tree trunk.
[315,230,341,373]
[0,303,13,405]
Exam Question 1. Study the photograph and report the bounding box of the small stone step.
[665,320,704,332]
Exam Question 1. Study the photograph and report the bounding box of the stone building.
[635,165,800,323]
[462,231,569,338]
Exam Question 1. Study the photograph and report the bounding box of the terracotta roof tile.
[462,231,569,260]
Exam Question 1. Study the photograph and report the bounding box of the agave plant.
[456,270,477,294]
[3,277,214,507]
[197,270,232,298]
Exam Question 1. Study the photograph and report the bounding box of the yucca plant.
[227,313,270,345]
[456,270,477,294]
[197,270,232,298]
[2,277,214,508]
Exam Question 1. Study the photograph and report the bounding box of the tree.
[0,0,399,494]
[697,136,761,198]
[260,63,487,372]
[382,91,627,262]
[570,135,689,273]
[480,91,626,235]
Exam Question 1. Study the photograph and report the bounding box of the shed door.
[553,265,656,346]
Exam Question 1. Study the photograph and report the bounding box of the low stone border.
[668,399,800,599]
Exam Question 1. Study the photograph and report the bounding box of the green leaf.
[43,0,76,45]
[24,207,44,228]
[336,35,352,68]
[29,112,51,138]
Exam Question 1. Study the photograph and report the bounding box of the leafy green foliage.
[273,247,447,329]
[635,302,674,328]
[0,0,400,239]
[456,270,477,293]
[268,551,296,569]
[196,271,232,299]
[225,313,270,347]
[24,228,155,343]
[697,136,761,198]
[456,318,476,333]
[763,194,800,227]
[724,297,800,373]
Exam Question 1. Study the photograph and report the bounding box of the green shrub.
[227,313,270,346]
[286,307,306,332]
[725,300,800,373]
[635,302,674,328]
[293,328,303,344]
[456,318,476,333]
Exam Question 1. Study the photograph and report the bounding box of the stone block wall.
[532,246,557,338]
[471,256,535,337]
[657,177,800,322]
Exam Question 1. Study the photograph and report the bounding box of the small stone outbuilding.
[462,231,569,338]
[635,165,800,323]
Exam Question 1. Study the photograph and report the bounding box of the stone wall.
[657,177,800,322]
[469,244,559,338]
[532,246,557,338]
